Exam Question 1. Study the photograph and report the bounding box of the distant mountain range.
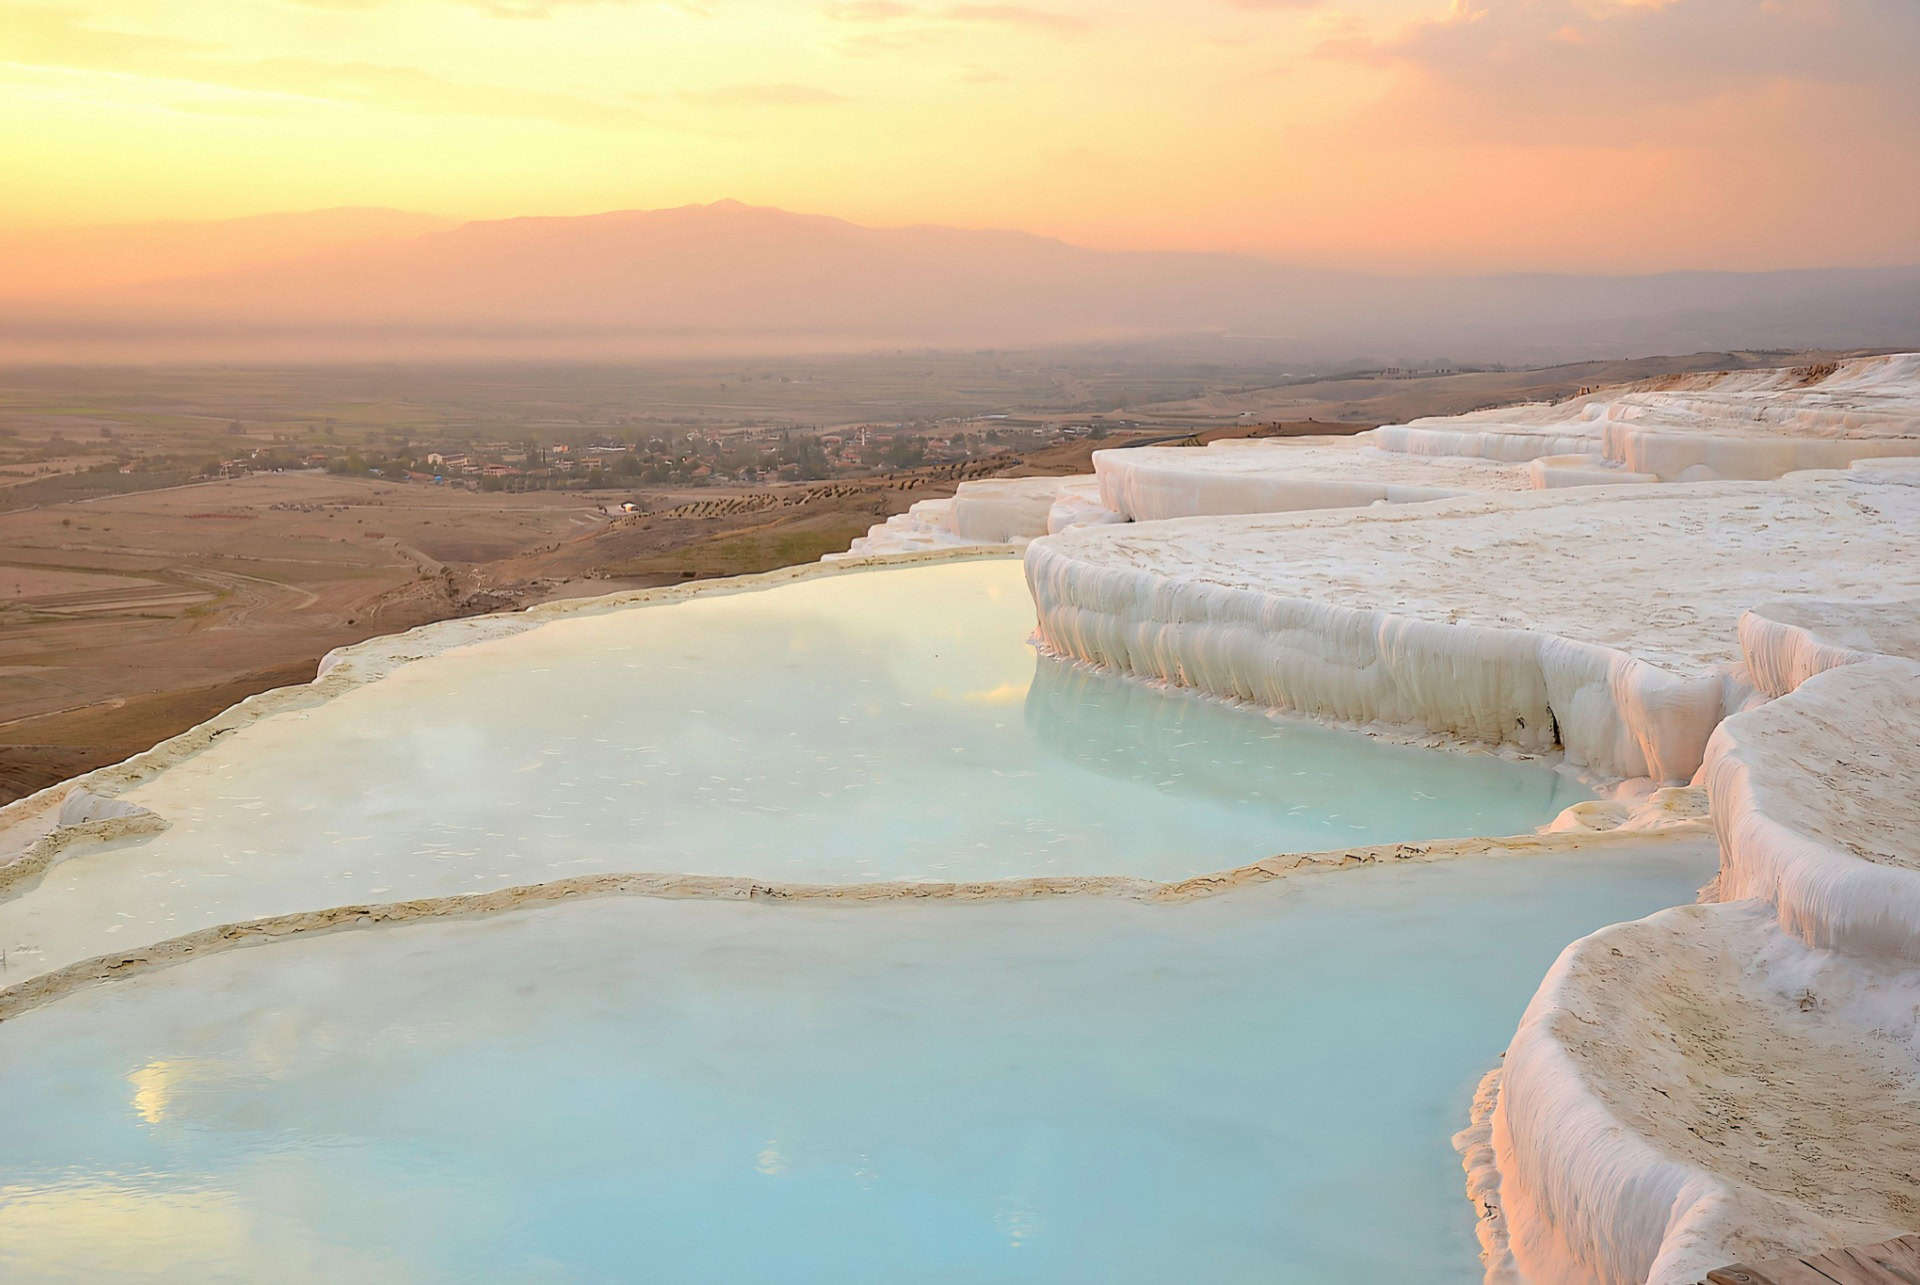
[6,200,1916,364]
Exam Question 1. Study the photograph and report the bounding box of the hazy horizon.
[11,198,1920,297]
[4,198,1917,366]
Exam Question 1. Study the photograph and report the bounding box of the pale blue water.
[0,845,1713,1282]
[0,560,1588,985]
[0,556,1651,1280]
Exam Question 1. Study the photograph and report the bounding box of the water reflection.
[1023,654,1586,844]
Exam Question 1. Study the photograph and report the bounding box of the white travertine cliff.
[1481,899,1920,1284]
[1027,469,1920,783]
[1736,598,1920,699]
[1705,654,1920,961]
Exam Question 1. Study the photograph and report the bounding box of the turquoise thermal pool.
[0,843,1713,1283]
[0,559,1587,983]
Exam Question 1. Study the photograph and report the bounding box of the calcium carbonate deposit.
[1093,437,1532,522]
[826,354,1920,561]
[1028,468,1920,782]
[828,475,1106,558]
[1375,352,1920,479]
[1470,640,1920,1285]
[3,353,1917,1282]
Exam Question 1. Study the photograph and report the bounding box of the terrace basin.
[0,841,1713,1282]
[0,559,1587,985]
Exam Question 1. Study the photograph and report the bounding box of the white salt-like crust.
[1091,437,1530,522]
[1027,471,1920,782]
[1704,655,1920,961]
[1737,598,1920,698]
[1481,900,1920,1285]
[1377,353,1920,479]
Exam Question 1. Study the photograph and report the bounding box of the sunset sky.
[5,0,1918,272]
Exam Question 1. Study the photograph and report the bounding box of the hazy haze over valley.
[7,201,1917,366]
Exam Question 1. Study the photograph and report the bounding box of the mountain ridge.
[8,201,1917,364]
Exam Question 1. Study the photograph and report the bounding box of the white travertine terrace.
[1027,469,1920,782]
[1376,353,1920,480]
[1706,655,1920,961]
[1481,901,1920,1284]
[1368,402,1606,462]
[1045,473,1124,534]
[1058,355,1920,535]
[1477,613,1920,1282]
[833,354,1919,560]
[1092,437,1531,522]
[1525,454,1659,489]
[944,476,1067,543]
[1737,598,1920,698]
[828,475,1103,558]
[827,497,980,559]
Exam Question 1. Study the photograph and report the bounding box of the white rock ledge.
[1482,900,1920,1285]
[1045,474,1124,534]
[828,475,1100,559]
[1092,437,1529,522]
[1705,656,1920,962]
[1482,598,1920,1284]
[1377,353,1920,480]
[1527,454,1659,490]
[1027,472,1920,783]
[1737,598,1920,699]
[1368,418,1599,463]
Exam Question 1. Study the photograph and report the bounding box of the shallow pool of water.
[0,559,1586,983]
[0,843,1711,1283]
